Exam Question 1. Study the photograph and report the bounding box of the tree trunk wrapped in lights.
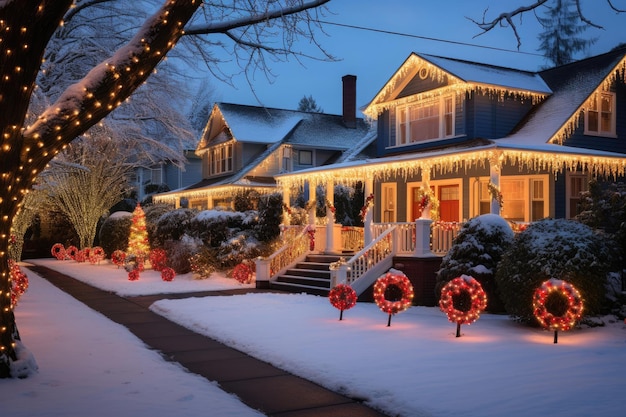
[0,0,331,378]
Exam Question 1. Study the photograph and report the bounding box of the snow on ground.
[4,259,626,417]
[0,266,263,417]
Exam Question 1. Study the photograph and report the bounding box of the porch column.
[308,179,317,225]
[207,195,214,210]
[413,218,434,257]
[363,177,374,246]
[489,153,502,216]
[325,179,337,253]
[282,185,290,226]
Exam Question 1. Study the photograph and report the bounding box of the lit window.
[585,92,616,137]
[394,95,455,146]
[208,143,233,176]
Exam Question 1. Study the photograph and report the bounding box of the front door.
[439,185,459,222]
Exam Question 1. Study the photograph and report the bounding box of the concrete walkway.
[27,265,388,417]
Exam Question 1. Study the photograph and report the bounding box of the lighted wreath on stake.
[329,284,357,321]
[51,243,66,260]
[65,245,79,261]
[373,271,414,327]
[532,279,584,344]
[439,275,487,337]
[89,246,105,264]
[111,250,126,268]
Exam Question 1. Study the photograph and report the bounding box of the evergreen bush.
[143,203,175,247]
[496,218,611,324]
[152,208,196,247]
[98,212,132,257]
[436,214,514,312]
[256,193,282,242]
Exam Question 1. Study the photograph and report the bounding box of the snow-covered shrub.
[187,209,253,247]
[496,218,611,324]
[163,235,202,274]
[98,211,132,258]
[143,203,174,247]
[217,232,263,269]
[436,214,514,312]
[255,193,282,243]
[234,190,258,212]
[152,208,196,247]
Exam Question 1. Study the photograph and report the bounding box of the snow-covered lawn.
[4,259,626,417]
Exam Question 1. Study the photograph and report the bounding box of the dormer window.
[395,95,455,146]
[208,143,233,176]
[585,92,616,137]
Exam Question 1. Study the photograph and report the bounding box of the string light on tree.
[127,203,150,258]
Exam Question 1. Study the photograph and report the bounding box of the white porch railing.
[332,226,396,295]
[341,226,364,252]
[256,227,311,282]
[431,221,462,255]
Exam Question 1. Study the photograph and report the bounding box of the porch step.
[269,253,349,296]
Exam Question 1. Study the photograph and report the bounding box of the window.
[567,173,588,218]
[381,183,396,222]
[474,176,548,222]
[395,95,455,146]
[585,92,616,137]
[208,143,233,176]
[299,150,312,165]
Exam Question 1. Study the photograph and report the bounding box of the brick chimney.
[342,74,357,129]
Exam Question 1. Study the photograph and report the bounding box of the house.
[153,75,376,209]
[262,47,626,301]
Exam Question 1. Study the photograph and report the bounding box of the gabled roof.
[500,47,626,146]
[364,52,551,117]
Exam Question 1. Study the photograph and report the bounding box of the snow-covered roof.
[419,53,552,94]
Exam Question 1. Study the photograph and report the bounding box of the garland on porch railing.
[325,199,336,215]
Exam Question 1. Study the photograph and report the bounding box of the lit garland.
[232,262,254,284]
[439,275,487,337]
[359,193,374,223]
[305,224,316,251]
[160,267,175,282]
[487,182,503,208]
[373,271,414,326]
[325,199,336,215]
[415,187,439,220]
[51,243,67,260]
[111,250,126,268]
[533,279,584,343]
[328,284,357,321]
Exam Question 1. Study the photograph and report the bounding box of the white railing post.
[255,257,271,288]
[414,218,434,257]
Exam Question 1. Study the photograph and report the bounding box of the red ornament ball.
[373,272,414,315]
[160,267,176,282]
[111,250,126,267]
[128,270,140,281]
[533,279,583,331]
[439,275,487,325]
[232,263,253,284]
[89,246,105,264]
[329,284,357,312]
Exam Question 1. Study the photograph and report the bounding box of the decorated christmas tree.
[127,203,150,258]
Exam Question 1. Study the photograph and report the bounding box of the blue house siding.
[470,94,534,139]
[396,74,448,98]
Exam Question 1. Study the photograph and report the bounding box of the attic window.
[585,92,616,137]
[208,143,233,176]
[394,95,455,146]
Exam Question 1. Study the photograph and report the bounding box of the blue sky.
[207,0,624,115]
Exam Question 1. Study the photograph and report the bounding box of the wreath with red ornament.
[51,243,67,260]
[329,284,357,321]
[373,271,414,326]
[359,193,374,223]
[232,262,254,284]
[533,278,584,343]
[160,267,176,282]
[439,275,488,337]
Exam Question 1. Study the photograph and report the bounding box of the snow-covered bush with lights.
[152,208,197,248]
[98,211,132,259]
[255,193,283,242]
[436,214,514,312]
[143,203,175,248]
[496,218,611,324]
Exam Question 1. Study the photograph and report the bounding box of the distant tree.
[40,134,135,249]
[537,0,597,66]
[469,0,623,48]
[189,80,217,134]
[297,95,324,113]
